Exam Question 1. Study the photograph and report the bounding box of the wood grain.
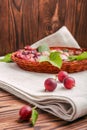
[0,88,87,130]
[22,0,38,45]
[65,0,87,48]
[8,0,23,51]
[0,0,9,55]
[0,0,87,55]
[8,0,39,51]
[38,0,66,39]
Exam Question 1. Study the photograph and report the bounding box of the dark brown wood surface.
[0,88,87,130]
[0,0,87,56]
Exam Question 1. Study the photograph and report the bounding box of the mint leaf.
[68,55,77,61]
[69,52,87,61]
[37,44,50,52]
[77,52,87,60]
[39,56,49,62]
[39,51,62,69]
[0,53,12,63]
[31,108,38,126]
[49,51,62,69]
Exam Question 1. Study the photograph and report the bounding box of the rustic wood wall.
[0,0,87,55]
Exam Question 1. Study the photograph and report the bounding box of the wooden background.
[0,0,87,56]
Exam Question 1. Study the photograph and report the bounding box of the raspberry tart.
[11,45,87,73]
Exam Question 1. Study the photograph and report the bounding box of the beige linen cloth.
[0,26,87,121]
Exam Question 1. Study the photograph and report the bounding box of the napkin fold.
[0,26,87,121]
[31,26,80,48]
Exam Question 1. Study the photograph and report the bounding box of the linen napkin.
[31,26,80,48]
[0,26,87,121]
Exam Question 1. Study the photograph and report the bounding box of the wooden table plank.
[0,88,87,130]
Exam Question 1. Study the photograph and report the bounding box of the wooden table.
[0,88,87,130]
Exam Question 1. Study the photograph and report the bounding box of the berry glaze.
[15,46,79,62]
[12,45,87,74]
[15,46,40,62]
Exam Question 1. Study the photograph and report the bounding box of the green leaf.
[31,108,38,126]
[39,55,49,62]
[0,53,12,63]
[68,55,77,61]
[69,51,87,61]
[37,44,50,52]
[39,51,62,69]
[49,51,62,69]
